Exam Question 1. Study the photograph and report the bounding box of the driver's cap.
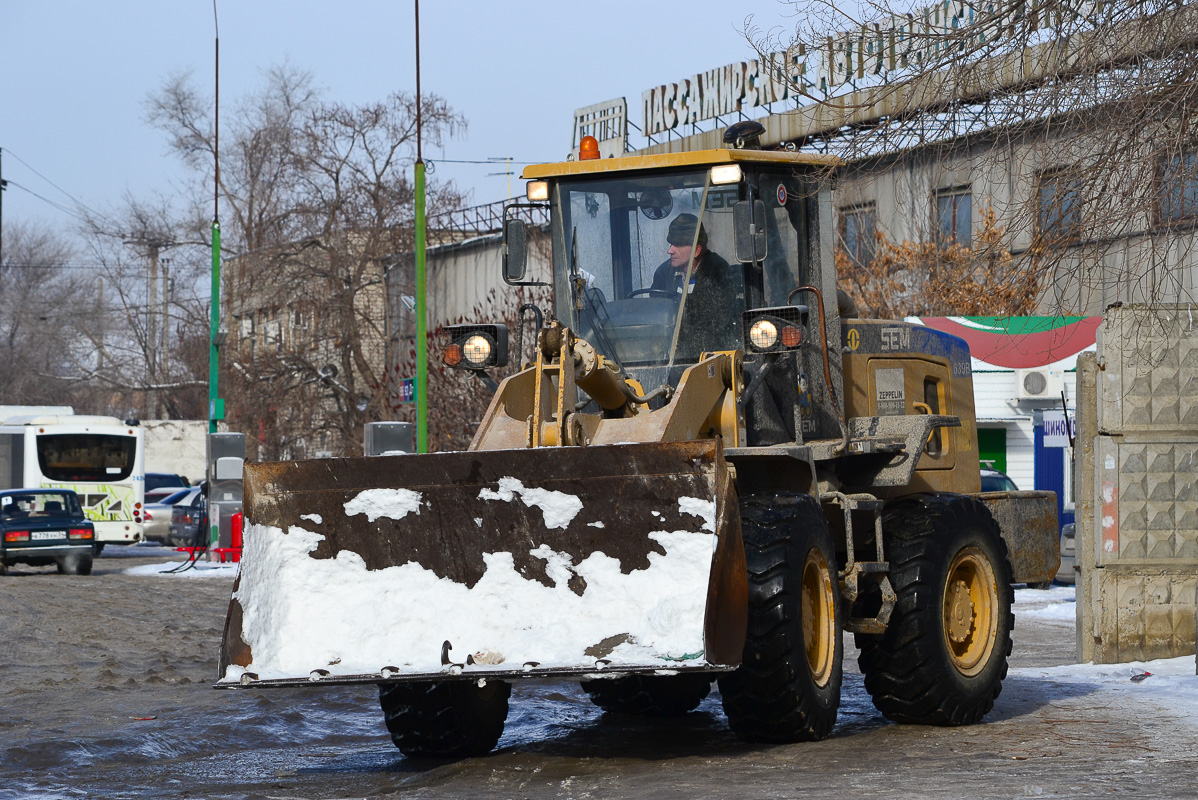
[667,213,707,246]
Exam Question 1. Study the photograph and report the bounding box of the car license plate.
[31,531,65,541]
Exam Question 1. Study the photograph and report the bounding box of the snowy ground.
[119,542,240,579]
[1009,585,1198,724]
[2,552,1196,799]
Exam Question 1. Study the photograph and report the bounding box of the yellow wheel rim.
[801,548,836,688]
[942,546,999,677]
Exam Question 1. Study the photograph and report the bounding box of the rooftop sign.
[633,0,1098,138]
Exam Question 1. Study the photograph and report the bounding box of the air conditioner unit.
[1015,368,1065,401]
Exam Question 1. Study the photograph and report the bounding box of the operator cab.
[524,158,825,395]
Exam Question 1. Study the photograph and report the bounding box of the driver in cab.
[650,213,729,296]
[648,213,739,354]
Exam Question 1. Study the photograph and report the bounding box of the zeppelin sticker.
[875,368,906,416]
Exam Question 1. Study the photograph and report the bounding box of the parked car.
[979,467,1020,492]
[0,489,95,575]
[145,472,190,493]
[143,487,200,544]
[169,489,208,548]
[1056,522,1077,585]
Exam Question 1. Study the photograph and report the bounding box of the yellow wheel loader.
[217,127,1059,758]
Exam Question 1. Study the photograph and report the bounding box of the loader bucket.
[217,440,746,688]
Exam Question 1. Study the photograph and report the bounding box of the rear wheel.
[581,673,711,716]
[857,495,1013,726]
[378,680,511,758]
[719,493,842,742]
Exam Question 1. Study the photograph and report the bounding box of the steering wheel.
[627,288,678,300]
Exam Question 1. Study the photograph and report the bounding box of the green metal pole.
[414,0,428,453]
[415,162,428,453]
[209,220,221,436]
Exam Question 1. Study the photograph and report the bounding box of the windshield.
[0,491,82,519]
[556,170,743,367]
[554,167,811,370]
[36,433,137,482]
[980,472,1019,492]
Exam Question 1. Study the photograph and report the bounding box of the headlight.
[462,334,493,367]
[441,324,510,370]
[709,163,742,185]
[742,305,809,353]
[526,181,549,202]
[749,319,779,350]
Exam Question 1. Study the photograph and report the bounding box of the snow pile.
[343,488,422,523]
[223,492,719,682]
[478,478,583,530]
[1014,584,1078,622]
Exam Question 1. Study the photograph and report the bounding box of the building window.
[1159,151,1198,223]
[1037,169,1081,243]
[840,204,877,266]
[935,188,971,246]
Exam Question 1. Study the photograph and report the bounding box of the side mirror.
[503,220,528,283]
[734,199,768,264]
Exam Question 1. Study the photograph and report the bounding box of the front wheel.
[857,495,1013,726]
[378,680,511,758]
[719,493,842,742]
[581,673,711,716]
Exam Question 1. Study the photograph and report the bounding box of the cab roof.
[522,148,839,180]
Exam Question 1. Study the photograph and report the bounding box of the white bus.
[0,415,145,546]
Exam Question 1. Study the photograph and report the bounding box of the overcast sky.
[1,0,807,237]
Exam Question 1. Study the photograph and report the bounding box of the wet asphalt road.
[1,545,1195,799]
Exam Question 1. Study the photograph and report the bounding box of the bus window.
[36,434,137,482]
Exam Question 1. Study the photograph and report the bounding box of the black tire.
[378,680,511,758]
[857,495,1013,726]
[580,673,711,716]
[94,544,105,555]
[57,555,93,576]
[718,493,842,743]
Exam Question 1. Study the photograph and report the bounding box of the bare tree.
[73,195,212,419]
[0,221,89,406]
[147,65,466,458]
[747,0,1198,316]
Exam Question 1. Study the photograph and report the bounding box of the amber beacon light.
[579,135,601,160]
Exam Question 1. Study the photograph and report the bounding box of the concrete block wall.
[1077,306,1198,663]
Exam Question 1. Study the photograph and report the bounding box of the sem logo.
[880,327,911,352]
[845,329,861,351]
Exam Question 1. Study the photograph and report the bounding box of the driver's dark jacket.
[649,249,741,356]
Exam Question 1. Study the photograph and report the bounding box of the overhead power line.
[3,149,117,226]
[6,180,92,225]
[432,158,537,165]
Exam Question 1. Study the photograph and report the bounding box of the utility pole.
[0,148,7,267]
[148,244,160,417]
[160,259,170,401]
[96,278,105,372]
[124,237,175,418]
